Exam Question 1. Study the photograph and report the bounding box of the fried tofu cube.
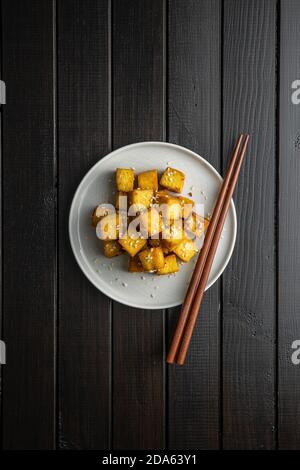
[138,169,158,191]
[164,199,182,221]
[128,255,145,272]
[156,192,182,222]
[172,239,197,262]
[162,221,185,250]
[159,167,185,193]
[185,213,209,239]
[115,191,127,210]
[129,189,153,211]
[138,247,165,271]
[116,168,135,192]
[178,195,194,219]
[139,208,162,237]
[103,240,123,258]
[149,238,170,254]
[157,254,179,275]
[91,205,110,227]
[118,234,147,257]
[97,213,120,240]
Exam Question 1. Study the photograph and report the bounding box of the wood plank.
[167,0,221,449]
[222,0,276,449]
[0,1,3,450]
[278,0,300,449]
[2,0,56,449]
[112,0,165,450]
[57,0,111,449]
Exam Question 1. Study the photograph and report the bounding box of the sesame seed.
[122,282,128,287]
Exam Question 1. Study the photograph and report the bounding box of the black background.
[1,0,300,451]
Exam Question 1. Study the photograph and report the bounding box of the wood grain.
[112,0,165,450]
[0,0,3,449]
[222,0,276,449]
[167,0,221,449]
[278,0,300,450]
[2,0,56,449]
[57,0,111,449]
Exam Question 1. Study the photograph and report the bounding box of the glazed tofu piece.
[115,191,127,210]
[103,240,123,258]
[128,255,145,272]
[138,247,165,271]
[149,238,170,254]
[157,254,179,275]
[116,168,135,192]
[185,213,209,239]
[159,167,185,193]
[162,221,185,250]
[172,239,197,262]
[138,169,158,191]
[97,213,120,240]
[91,205,110,227]
[129,189,153,211]
[118,234,147,257]
[155,191,182,222]
[139,208,162,237]
[178,195,194,219]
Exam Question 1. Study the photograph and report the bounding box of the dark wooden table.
[1,0,300,450]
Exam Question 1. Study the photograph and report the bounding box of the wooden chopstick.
[175,134,249,365]
[167,134,244,364]
[166,134,249,365]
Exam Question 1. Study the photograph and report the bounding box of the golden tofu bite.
[115,168,135,192]
[139,208,162,237]
[159,167,185,193]
[97,213,121,240]
[172,238,197,262]
[178,195,194,219]
[129,189,153,211]
[128,255,145,272]
[91,205,110,227]
[185,213,209,239]
[118,233,147,257]
[162,221,185,250]
[149,237,170,254]
[157,254,179,275]
[138,169,158,191]
[155,191,182,222]
[103,240,123,258]
[115,191,127,210]
[138,247,165,271]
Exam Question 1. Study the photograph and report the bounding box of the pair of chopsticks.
[167,134,249,366]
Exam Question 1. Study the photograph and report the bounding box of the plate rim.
[69,141,237,309]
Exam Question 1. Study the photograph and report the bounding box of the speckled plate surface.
[69,142,237,309]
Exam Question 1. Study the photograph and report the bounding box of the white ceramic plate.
[69,142,236,309]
